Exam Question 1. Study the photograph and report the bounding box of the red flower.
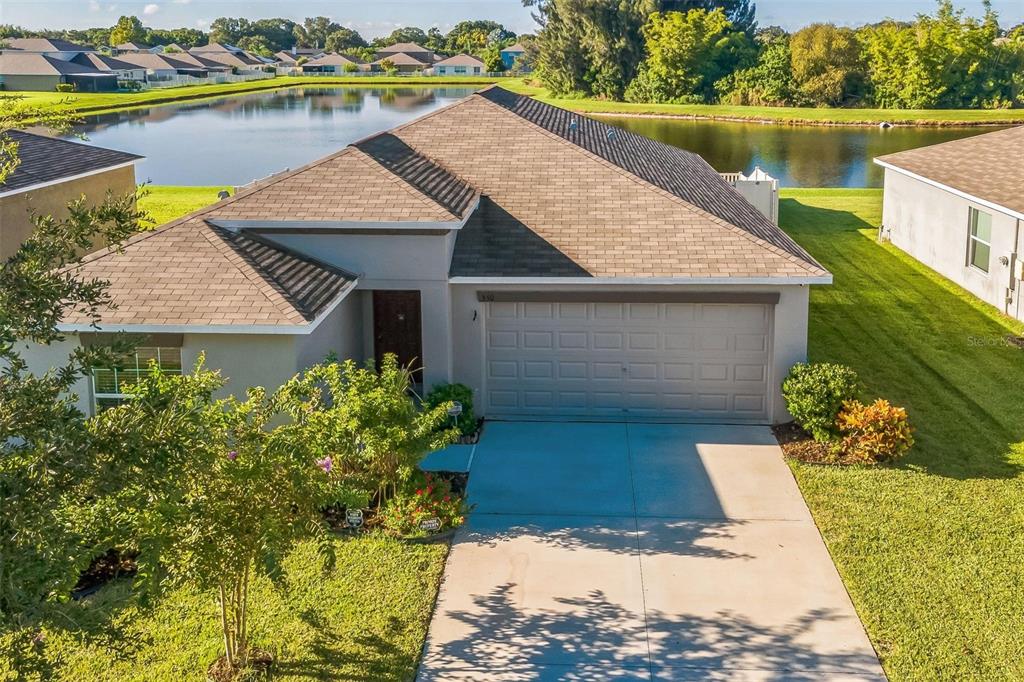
[416,489,423,496]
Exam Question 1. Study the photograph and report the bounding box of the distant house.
[70,53,148,83]
[874,126,1024,321]
[0,131,140,260]
[0,53,117,91]
[375,42,438,64]
[500,42,527,70]
[433,54,485,76]
[189,43,264,69]
[115,53,211,80]
[301,52,364,74]
[0,37,95,60]
[161,43,190,54]
[112,42,163,55]
[371,52,430,74]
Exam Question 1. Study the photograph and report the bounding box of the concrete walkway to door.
[418,422,885,681]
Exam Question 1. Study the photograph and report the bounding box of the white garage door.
[484,298,773,423]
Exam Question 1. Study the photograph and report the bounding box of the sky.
[2,0,1021,37]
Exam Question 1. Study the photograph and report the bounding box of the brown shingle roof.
[63,217,357,327]
[373,52,429,67]
[2,37,93,52]
[0,53,105,76]
[875,126,1024,216]
[1,131,140,194]
[434,54,485,67]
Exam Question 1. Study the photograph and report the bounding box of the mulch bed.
[772,422,841,464]
[207,649,273,682]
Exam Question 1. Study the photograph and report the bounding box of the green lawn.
[2,536,448,681]
[780,189,1024,680]
[9,77,1023,125]
[138,185,230,226]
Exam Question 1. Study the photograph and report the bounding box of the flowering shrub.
[837,399,914,463]
[782,362,860,442]
[377,471,469,537]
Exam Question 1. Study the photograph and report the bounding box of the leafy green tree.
[292,16,341,49]
[717,32,794,105]
[659,0,756,34]
[145,27,205,48]
[325,27,367,53]
[444,20,511,54]
[482,44,506,72]
[377,26,429,47]
[626,8,751,103]
[528,0,656,99]
[789,23,865,106]
[425,27,447,53]
[109,15,145,46]
[237,35,272,57]
[860,0,1003,108]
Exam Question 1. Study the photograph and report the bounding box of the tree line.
[529,0,1024,109]
[0,16,525,71]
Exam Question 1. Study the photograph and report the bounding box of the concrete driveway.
[418,422,884,681]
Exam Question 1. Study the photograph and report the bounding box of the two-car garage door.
[483,297,773,423]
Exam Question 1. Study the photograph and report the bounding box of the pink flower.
[226,450,238,461]
[316,456,332,473]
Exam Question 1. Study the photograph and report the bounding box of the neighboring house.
[433,54,485,76]
[115,53,210,80]
[29,88,829,425]
[0,53,117,91]
[874,126,1024,321]
[371,52,429,74]
[112,42,163,55]
[165,51,234,74]
[0,37,95,61]
[189,42,264,69]
[70,53,148,83]
[500,42,527,70]
[301,52,364,73]
[0,131,140,260]
[374,42,438,64]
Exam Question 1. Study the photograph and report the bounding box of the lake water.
[74,86,997,188]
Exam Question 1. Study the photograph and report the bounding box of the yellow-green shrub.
[837,399,914,463]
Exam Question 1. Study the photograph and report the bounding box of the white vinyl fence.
[141,71,275,90]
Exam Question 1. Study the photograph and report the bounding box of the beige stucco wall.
[295,292,364,371]
[881,168,1022,320]
[448,283,811,424]
[1,164,137,261]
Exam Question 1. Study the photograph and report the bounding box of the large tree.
[145,27,206,48]
[376,26,429,47]
[292,16,341,48]
[789,23,866,106]
[659,0,756,34]
[444,20,514,54]
[325,27,368,53]
[109,15,145,46]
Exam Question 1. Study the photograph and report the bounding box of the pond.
[74,86,998,188]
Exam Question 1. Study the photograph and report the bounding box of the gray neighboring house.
[26,88,830,425]
[0,52,116,92]
[433,54,485,76]
[874,126,1024,321]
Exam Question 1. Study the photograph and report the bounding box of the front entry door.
[373,290,424,375]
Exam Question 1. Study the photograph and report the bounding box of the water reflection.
[603,116,1000,187]
[74,86,999,187]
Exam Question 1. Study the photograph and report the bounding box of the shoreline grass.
[10,76,1023,127]
[779,189,1024,679]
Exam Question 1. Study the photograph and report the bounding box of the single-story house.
[0,37,95,61]
[276,46,327,64]
[115,53,210,80]
[112,42,164,55]
[29,87,829,424]
[500,42,527,70]
[433,54,485,76]
[70,52,148,83]
[0,53,117,91]
[301,53,365,73]
[874,126,1024,321]
[371,52,429,74]
[0,131,140,260]
[189,42,264,69]
[374,42,439,65]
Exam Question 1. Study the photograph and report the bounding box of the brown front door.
[372,290,423,375]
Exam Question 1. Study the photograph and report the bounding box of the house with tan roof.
[33,87,830,423]
[375,42,438,64]
[874,126,1024,321]
[371,51,431,74]
[433,54,485,76]
[301,52,366,74]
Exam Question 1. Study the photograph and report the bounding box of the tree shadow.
[780,197,1024,480]
[419,585,881,680]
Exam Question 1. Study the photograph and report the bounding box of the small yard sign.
[419,517,442,533]
[346,508,364,529]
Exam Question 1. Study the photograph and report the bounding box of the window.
[454,66,467,74]
[92,347,182,411]
[968,207,992,273]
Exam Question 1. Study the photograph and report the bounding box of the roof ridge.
[346,147,459,221]
[472,92,825,276]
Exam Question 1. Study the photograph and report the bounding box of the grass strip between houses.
[11,77,1024,126]
[779,188,1024,680]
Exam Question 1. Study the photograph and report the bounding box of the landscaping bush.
[837,399,914,463]
[54,83,77,93]
[424,382,476,436]
[782,362,860,442]
[377,471,469,537]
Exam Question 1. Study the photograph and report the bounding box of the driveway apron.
[418,422,885,681]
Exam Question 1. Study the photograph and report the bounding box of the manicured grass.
[779,189,1024,680]
[9,77,1022,125]
[139,185,231,226]
[1,536,448,681]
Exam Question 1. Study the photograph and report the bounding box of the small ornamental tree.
[90,362,361,674]
[379,57,397,75]
[290,354,458,507]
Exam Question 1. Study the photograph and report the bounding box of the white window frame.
[967,206,993,274]
[92,346,183,410]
